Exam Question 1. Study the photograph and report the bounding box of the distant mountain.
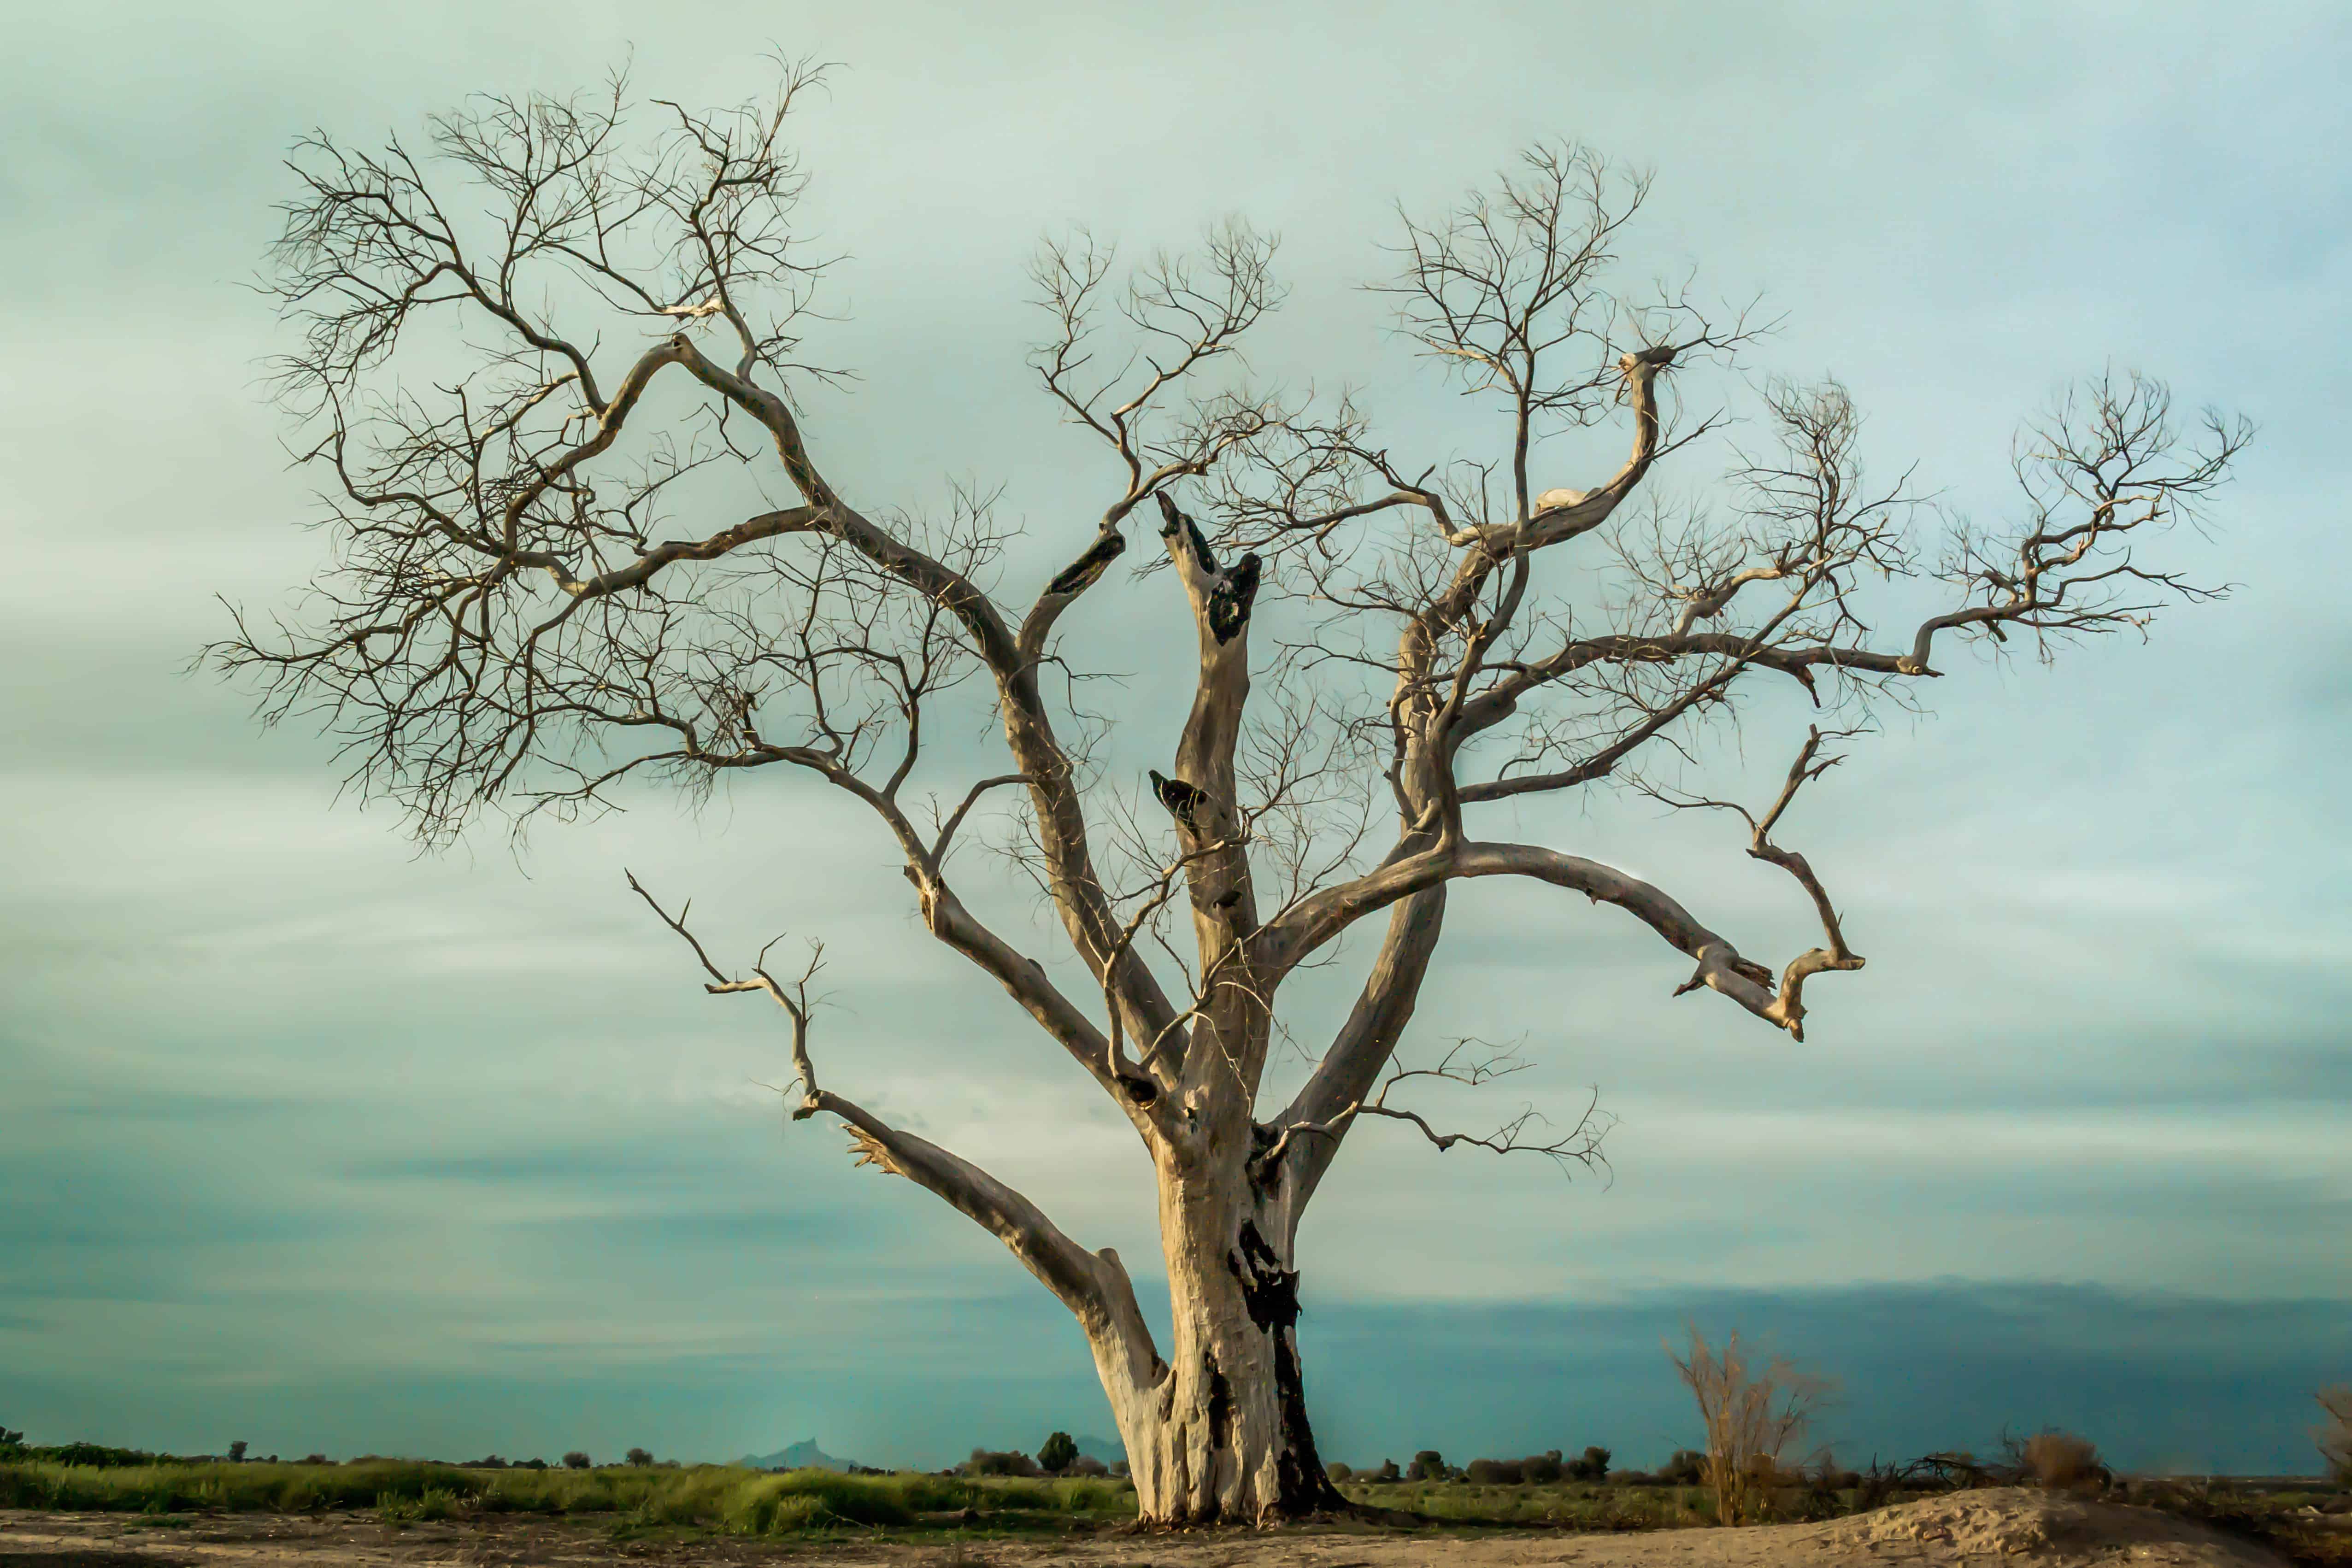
[738,1439,856,1472]
[1075,1434,1125,1466]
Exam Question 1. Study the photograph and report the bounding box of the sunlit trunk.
[1087,1160,1343,1523]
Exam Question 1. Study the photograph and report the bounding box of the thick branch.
[1253,838,1806,1033]
[817,1090,1147,1341]
[628,870,1157,1354]
[1262,882,1446,1217]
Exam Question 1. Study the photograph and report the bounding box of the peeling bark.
[1086,1159,1346,1523]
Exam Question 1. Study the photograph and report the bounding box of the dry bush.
[1669,1327,1835,1525]
[2321,1386,2352,1483]
[2017,1430,2107,1492]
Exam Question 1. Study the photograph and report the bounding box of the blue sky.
[3,0,2347,1474]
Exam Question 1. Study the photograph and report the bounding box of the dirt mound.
[1819,1487,2287,1567]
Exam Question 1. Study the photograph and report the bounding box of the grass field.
[0,1458,1135,1533]
[2,1456,2342,1553]
[0,1457,1794,1535]
[1336,1479,1717,1527]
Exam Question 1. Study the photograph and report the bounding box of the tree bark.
[1088,1152,1346,1524]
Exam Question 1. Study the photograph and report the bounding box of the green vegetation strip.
[0,1460,1137,1532]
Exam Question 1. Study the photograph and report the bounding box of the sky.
[3,0,2348,1475]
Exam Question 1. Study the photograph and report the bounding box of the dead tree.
[214,71,2249,1523]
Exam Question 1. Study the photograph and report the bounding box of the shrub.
[1521,1451,1564,1483]
[962,1448,1041,1478]
[562,1451,591,1471]
[1659,1450,1706,1485]
[624,1448,653,1468]
[1467,1458,1523,1485]
[1037,1432,1078,1474]
[302,1454,334,1467]
[1372,1458,1401,1482]
[0,1428,22,1455]
[2320,1386,2352,1483]
[1669,1327,1834,1525]
[1068,1455,1109,1478]
[2017,1431,2106,1492]
[1406,1450,1446,1482]
[1569,1445,1612,1481]
[1326,1461,1352,1482]
[518,1457,547,1470]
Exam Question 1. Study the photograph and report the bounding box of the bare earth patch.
[0,1491,2294,1568]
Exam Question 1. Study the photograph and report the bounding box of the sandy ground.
[0,1490,2301,1568]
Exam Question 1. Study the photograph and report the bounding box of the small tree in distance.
[216,63,2249,1525]
[227,1440,248,1464]
[625,1447,654,1467]
[1670,1327,1832,1525]
[562,1451,592,1471]
[1037,1431,1079,1474]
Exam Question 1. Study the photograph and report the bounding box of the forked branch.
[627,869,824,1105]
[1648,725,1866,1040]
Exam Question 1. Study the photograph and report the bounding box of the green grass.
[1338,1479,1720,1528]
[31,1459,2328,1541]
[0,1459,1138,1534]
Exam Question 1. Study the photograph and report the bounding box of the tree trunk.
[1089,1162,1347,1524]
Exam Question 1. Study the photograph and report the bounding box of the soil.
[0,1489,2302,1568]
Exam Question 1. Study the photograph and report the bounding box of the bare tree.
[1669,1327,1835,1525]
[213,71,2249,1523]
[2320,1385,2352,1482]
